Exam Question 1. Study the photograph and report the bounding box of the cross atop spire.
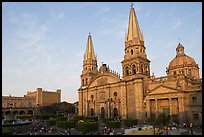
[131,3,134,7]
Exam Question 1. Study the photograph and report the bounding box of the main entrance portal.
[101,107,105,118]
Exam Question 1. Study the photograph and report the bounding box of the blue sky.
[2,2,202,103]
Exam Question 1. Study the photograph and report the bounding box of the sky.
[2,2,202,103]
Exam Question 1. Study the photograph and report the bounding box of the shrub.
[84,116,98,122]
[16,115,33,121]
[49,114,57,119]
[67,121,77,128]
[124,119,138,127]
[57,121,69,129]
[2,128,12,135]
[35,115,49,120]
[76,122,99,135]
[46,119,56,127]
[56,116,67,121]
[105,121,121,129]
[103,118,114,124]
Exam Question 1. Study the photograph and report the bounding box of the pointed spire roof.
[126,4,144,44]
[84,33,97,61]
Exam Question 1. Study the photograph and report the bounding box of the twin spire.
[84,33,97,62]
[84,4,143,62]
[126,4,144,44]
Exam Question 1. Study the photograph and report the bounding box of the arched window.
[85,78,88,85]
[131,49,133,55]
[125,66,129,75]
[91,95,94,102]
[145,66,148,75]
[141,64,143,73]
[132,65,136,74]
[82,79,84,86]
[188,69,192,76]
[114,92,117,97]
[91,108,94,116]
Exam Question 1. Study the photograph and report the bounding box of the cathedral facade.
[78,5,202,125]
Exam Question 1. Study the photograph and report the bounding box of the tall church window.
[91,95,94,102]
[188,69,192,77]
[125,66,129,75]
[86,78,88,85]
[193,114,199,120]
[131,49,133,55]
[132,65,136,74]
[141,64,143,73]
[145,66,148,75]
[192,96,197,103]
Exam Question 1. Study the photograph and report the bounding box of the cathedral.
[78,5,202,125]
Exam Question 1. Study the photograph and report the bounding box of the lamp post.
[37,104,39,116]
[9,103,13,112]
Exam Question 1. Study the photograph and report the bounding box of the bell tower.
[122,4,150,80]
[81,33,98,87]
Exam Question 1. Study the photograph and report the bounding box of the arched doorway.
[90,108,94,116]
[13,111,18,115]
[113,108,118,118]
[101,107,105,119]
[27,110,33,115]
[19,111,25,115]
[5,111,11,115]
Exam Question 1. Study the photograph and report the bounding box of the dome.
[168,55,197,69]
[168,43,198,69]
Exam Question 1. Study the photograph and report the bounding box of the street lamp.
[9,103,13,112]
[37,104,39,116]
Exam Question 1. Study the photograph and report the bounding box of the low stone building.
[2,88,61,118]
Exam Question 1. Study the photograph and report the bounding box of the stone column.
[178,96,185,123]
[146,99,151,117]
[169,98,172,115]
[107,100,110,118]
[155,99,158,118]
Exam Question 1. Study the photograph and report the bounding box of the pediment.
[148,84,178,95]
[89,73,120,88]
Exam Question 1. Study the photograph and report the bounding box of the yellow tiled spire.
[126,4,144,45]
[84,33,96,61]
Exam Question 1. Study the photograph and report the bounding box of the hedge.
[35,115,49,120]
[2,128,12,135]
[56,116,67,121]
[46,119,56,127]
[16,115,33,120]
[105,121,121,129]
[56,121,76,129]
[76,122,99,135]
[124,119,138,127]
[56,121,69,129]
[84,116,98,122]
[67,121,77,128]
[103,118,114,124]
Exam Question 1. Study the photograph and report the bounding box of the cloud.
[49,10,65,20]
[96,7,110,16]
[172,20,182,29]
